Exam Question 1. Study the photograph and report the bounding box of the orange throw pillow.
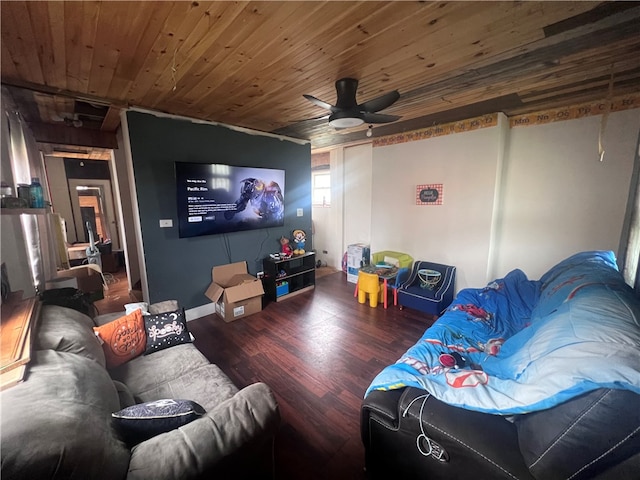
[93,309,146,368]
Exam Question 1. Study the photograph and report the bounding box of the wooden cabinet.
[263,252,315,302]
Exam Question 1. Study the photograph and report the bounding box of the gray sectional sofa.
[1,304,280,479]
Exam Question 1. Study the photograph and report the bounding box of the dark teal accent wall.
[125,111,311,309]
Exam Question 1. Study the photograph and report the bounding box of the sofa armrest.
[362,387,534,480]
[126,382,280,480]
[360,388,404,444]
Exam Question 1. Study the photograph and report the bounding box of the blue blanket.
[365,251,640,414]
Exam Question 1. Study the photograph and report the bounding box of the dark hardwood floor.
[91,267,437,478]
[188,271,437,480]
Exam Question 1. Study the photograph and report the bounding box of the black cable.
[222,234,232,263]
[255,229,270,264]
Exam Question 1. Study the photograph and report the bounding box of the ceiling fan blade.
[290,113,329,124]
[273,114,329,139]
[303,94,335,111]
[362,112,401,124]
[359,90,400,113]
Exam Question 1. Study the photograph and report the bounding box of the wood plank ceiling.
[2,1,639,153]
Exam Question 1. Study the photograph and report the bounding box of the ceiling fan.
[303,78,401,128]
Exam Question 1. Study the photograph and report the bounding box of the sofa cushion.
[113,398,206,446]
[516,388,640,480]
[93,300,180,326]
[0,349,130,480]
[94,309,146,368]
[113,379,136,408]
[144,308,192,355]
[109,344,239,411]
[35,305,106,367]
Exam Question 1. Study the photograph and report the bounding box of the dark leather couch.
[362,386,640,480]
[361,251,640,479]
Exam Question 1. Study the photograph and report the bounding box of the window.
[312,170,331,207]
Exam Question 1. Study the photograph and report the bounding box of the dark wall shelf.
[263,252,315,302]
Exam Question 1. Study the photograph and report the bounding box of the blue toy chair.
[388,267,410,306]
[397,261,456,316]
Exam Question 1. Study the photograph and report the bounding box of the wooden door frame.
[68,178,120,250]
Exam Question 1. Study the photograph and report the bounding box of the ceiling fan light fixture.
[328,111,364,128]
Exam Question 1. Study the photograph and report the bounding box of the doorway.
[68,179,120,250]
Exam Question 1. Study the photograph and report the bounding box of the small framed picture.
[416,184,443,205]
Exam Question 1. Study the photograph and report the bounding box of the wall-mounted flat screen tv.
[175,162,285,238]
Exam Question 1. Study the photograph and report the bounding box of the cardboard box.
[346,243,370,283]
[205,261,264,322]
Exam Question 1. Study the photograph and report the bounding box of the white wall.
[371,115,507,289]
[322,148,346,270]
[311,204,331,264]
[493,109,640,279]
[310,143,373,271]
[312,108,639,289]
[343,143,373,248]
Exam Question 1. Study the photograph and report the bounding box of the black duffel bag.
[40,287,96,318]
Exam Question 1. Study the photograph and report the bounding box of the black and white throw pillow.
[143,308,191,355]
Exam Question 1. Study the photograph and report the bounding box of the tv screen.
[175,162,285,238]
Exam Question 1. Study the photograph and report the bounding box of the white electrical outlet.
[296,208,303,217]
[159,219,173,228]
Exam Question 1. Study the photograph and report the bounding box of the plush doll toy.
[279,236,293,257]
[292,229,306,255]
